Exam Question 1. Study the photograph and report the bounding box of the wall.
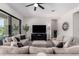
[22,6,79,39]
[58,13,73,37]
[58,6,79,37]
[22,16,54,39]
[0,3,23,20]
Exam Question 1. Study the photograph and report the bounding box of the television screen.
[32,25,46,33]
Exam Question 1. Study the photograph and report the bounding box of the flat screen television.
[32,25,46,33]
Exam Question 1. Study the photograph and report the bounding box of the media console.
[31,25,47,41]
[31,33,47,41]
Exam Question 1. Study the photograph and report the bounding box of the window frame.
[0,9,22,37]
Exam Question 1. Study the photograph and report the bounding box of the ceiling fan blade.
[26,3,34,7]
[38,4,45,9]
[34,7,37,11]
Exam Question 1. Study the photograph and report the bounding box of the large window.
[0,11,8,40]
[12,17,20,35]
[0,9,21,40]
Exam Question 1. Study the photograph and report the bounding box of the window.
[12,17,20,35]
[0,9,21,40]
[0,11,8,40]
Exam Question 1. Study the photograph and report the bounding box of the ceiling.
[8,3,79,18]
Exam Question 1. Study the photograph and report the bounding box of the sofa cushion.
[0,48,9,54]
[3,42,11,46]
[0,46,12,54]
[53,44,79,54]
[4,37,12,42]
[29,46,53,54]
[0,46,29,54]
[63,37,73,48]
[52,47,68,54]
[32,40,54,47]
[36,52,47,56]
[10,46,29,54]
[67,45,79,54]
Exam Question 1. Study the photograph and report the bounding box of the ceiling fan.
[25,3,45,11]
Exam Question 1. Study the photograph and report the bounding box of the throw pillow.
[20,35,26,40]
[63,37,73,48]
[15,37,20,42]
[52,40,63,47]
[71,37,79,46]
[11,37,17,42]
[56,42,64,48]
[11,41,18,47]
[17,42,24,47]
[11,41,24,48]
[5,37,12,42]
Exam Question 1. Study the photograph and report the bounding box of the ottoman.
[31,40,54,47]
[29,46,53,54]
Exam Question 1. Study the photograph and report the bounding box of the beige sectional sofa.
[1,45,79,55]
[0,34,79,55]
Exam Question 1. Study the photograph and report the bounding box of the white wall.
[22,6,79,39]
[58,6,79,37]
[0,3,23,20]
[22,17,53,39]
[58,13,73,37]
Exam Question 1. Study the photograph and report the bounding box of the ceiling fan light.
[34,3,38,7]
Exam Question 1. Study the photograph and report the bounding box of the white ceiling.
[8,3,79,18]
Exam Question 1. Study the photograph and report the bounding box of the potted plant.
[23,24,29,37]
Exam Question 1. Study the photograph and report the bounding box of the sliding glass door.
[12,17,20,35]
[0,12,8,40]
[0,9,21,41]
